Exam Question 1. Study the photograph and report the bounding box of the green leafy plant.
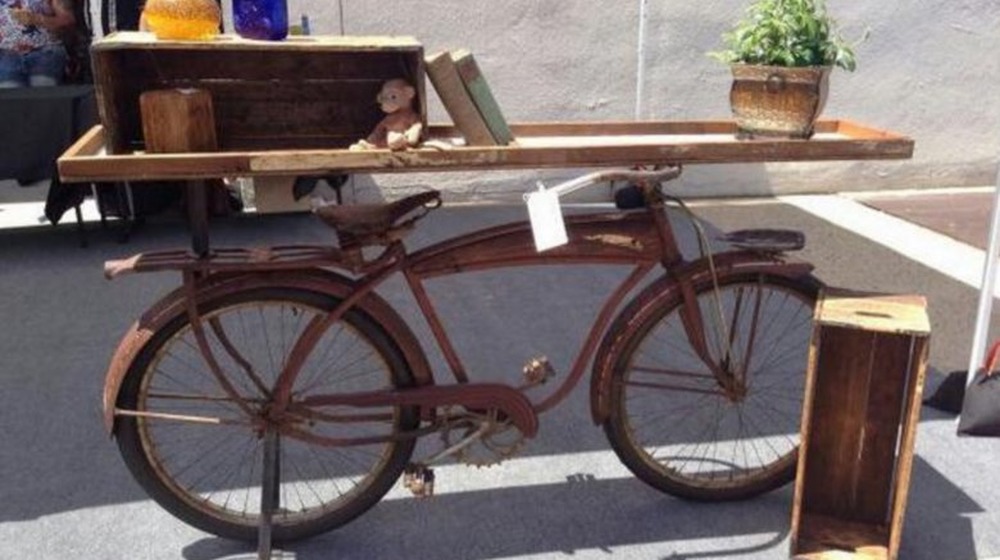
[713,0,858,71]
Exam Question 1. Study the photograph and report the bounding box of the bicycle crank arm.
[298,383,539,438]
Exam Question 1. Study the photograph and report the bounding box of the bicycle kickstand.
[257,427,280,560]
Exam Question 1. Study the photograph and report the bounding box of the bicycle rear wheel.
[604,272,819,501]
[115,287,419,542]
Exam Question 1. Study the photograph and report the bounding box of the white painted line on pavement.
[382,449,633,499]
[0,200,104,229]
[846,185,993,199]
[779,194,998,298]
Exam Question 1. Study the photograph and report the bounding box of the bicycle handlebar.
[534,165,682,200]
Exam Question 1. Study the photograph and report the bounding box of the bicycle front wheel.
[115,286,419,542]
[604,272,819,501]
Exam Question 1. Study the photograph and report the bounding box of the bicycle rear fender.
[101,268,433,435]
[589,252,816,425]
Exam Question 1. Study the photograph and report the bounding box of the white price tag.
[525,185,568,252]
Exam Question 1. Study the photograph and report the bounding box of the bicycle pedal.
[523,356,556,385]
[403,464,435,498]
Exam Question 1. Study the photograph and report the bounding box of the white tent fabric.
[967,164,1000,384]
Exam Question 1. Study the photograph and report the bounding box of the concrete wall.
[253,1,1000,200]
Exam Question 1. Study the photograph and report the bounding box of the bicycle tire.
[603,272,820,501]
[116,286,419,542]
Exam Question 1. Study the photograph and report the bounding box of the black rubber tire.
[603,273,820,501]
[116,287,419,542]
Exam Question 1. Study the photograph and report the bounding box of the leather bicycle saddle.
[313,190,442,247]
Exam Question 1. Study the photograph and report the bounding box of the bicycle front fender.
[589,252,816,425]
[101,268,434,435]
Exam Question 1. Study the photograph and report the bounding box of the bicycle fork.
[674,272,755,401]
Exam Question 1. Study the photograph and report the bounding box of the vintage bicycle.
[99,165,821,543]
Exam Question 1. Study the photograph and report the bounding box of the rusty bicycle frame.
[104,165,812,436]
[101,165,815,553]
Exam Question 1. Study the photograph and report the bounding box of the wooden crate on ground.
[91,32,426,154]
[791,288,930,560]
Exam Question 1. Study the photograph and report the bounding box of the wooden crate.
[252,175,308,214]
[791,288,930,560]
[91,32,426,154]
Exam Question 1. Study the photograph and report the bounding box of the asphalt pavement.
[2,188,999,560]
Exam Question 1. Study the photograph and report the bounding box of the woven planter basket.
[729,65,831,139]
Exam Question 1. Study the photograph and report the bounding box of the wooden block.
[140,89,218,153]
[791,288,930,560]
[452,49,515,145]
[425,51,496,146]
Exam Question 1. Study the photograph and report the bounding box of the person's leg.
[24,46,67,87]
[0,50,28,88]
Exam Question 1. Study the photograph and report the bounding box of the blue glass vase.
[233,0,288,41]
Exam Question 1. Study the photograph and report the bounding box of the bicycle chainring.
[441,410,526,468]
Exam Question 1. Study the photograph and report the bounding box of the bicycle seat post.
[630,174,685,269]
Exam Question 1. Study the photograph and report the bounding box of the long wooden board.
[58,119,913,183]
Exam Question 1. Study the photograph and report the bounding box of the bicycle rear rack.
[719,229,805,253]
[103,243,402,279]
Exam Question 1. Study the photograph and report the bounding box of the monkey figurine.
[350,78,423,151]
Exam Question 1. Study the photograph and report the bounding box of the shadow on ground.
[2,203,998,559]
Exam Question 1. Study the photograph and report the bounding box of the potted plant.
[713,0,858,139]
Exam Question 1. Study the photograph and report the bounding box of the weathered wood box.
[91,32,426,154]
[791,288,930,560]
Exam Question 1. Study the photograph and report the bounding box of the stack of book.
[425,49,515,146]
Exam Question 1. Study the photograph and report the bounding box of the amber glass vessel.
[142,0,221,40]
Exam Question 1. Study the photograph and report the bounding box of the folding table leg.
[112,182,135,244]
[73,202,87,248]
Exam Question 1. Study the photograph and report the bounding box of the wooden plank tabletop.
[58,119,914,183]
[93,31,423,52]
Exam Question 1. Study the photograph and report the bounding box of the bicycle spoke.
[645,321,709,371]
[629,365,719,380]
[625,388,715,430]
[624,378,725,396]
[160,341,250,418]
[746,308,811,381]
[163,429,252,486]
[283,453,316,513]
[296,323,348,395]
[665,397,724,476]
[734,403,769,473]
[735,404,794,462]
[304,443,347,501]
[629,402,709,447]
[216,438,261,513]
[259,306,279,380]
